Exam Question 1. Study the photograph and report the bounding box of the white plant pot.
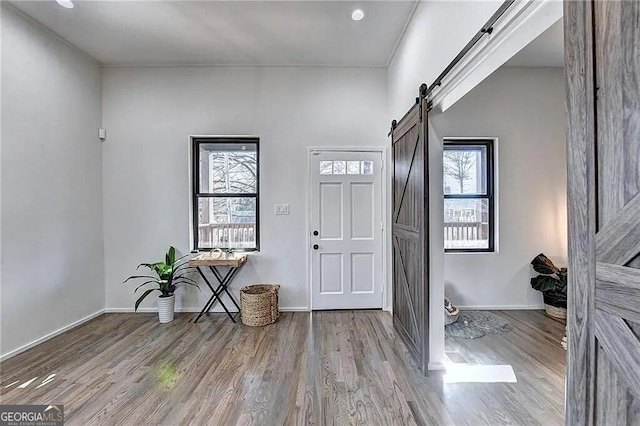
[157,294,175,323]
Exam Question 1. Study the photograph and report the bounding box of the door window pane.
[347,161,361,174]
[361,161,373,175]
[333,161,346,175]
[320,161,333,174]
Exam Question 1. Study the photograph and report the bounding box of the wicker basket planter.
[544,303,567,320]
[240,284,280,327]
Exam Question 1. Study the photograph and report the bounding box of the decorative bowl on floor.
[445,298,460,325]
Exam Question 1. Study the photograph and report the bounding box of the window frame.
[191,136,260,252]
[443,138,495,253]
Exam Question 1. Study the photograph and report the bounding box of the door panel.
[320,183,343,239]
[320,253,343,294]
[391,101,429,372]
[566,0,640,423]
[310,151,383,310]
[351,253,374,293]
[351,183,375,239]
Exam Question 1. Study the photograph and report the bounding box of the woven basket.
[240,284,280,327]
[544,303,567,320]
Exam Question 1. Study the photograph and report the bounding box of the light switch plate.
[274,204,290,215]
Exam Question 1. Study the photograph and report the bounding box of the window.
[192,137,259,251]
[443,139,495,252]
[319,160,374,175]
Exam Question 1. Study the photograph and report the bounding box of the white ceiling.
[10,0,418,67]
[505,19,564,68]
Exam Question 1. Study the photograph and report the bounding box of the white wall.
[387,0,502,120]
[101,66,388,311]
[427,121,445,369]
[1,5,104,359]
[431,66,567,309]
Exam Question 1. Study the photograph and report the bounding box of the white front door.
[310,151,383,310]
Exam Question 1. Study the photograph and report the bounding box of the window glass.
[347,161,360,174]
[443,140,494,252]
[443,146,487,195]
[333,161,346,175]
[193,138,259,251]
[444,199,489,250]
[199,143,257,194]
[318,159,375,175]
[196,198,257,249]
[320,161,333,174]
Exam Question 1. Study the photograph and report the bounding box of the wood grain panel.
[594,310,640,400]
[393,128,418,226]
[596,192,640,265]
[569,0,640,423]
[596,261,640,286]
[597,300,640,328]
[595,0,624,229]
[394,130,422,230]
[595,345,628,426]
[565,0,597,423]
[596,262,640,323]
[189,253,248,267]
[621,0,640,204]
[392,103,420,141]
[392,237,420,356]
[391,97,429,373]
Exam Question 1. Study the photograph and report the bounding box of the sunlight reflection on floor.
[443,364,517,384]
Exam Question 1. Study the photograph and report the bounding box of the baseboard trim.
[455,305,544,310]
[105,307,205,313]
[428,362,446,371]
[279,307,311,312]
[0,309,105,362]
[104,306,311,313]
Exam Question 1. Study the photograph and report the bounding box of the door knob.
[313,244,319,250]
[313,230,319,236]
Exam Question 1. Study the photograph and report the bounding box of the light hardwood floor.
[0,311,565,425]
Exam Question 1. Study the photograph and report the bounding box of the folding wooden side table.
[189,253,248,323]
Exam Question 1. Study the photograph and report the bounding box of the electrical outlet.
[274,204,290,215]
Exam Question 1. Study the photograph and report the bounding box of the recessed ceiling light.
[350,8,365,21]
[56,0,74,9]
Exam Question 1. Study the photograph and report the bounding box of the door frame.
[306,147,390,311]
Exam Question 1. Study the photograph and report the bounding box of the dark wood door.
[391,100,429,372]
[566,0,640,423]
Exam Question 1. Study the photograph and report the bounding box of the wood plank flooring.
[0,311,565,425]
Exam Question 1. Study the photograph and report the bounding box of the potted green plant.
[530,253,567,319]
[124,246,198,323]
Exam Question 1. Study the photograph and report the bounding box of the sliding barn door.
[391,100,429,372]
[566,0,640,423]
